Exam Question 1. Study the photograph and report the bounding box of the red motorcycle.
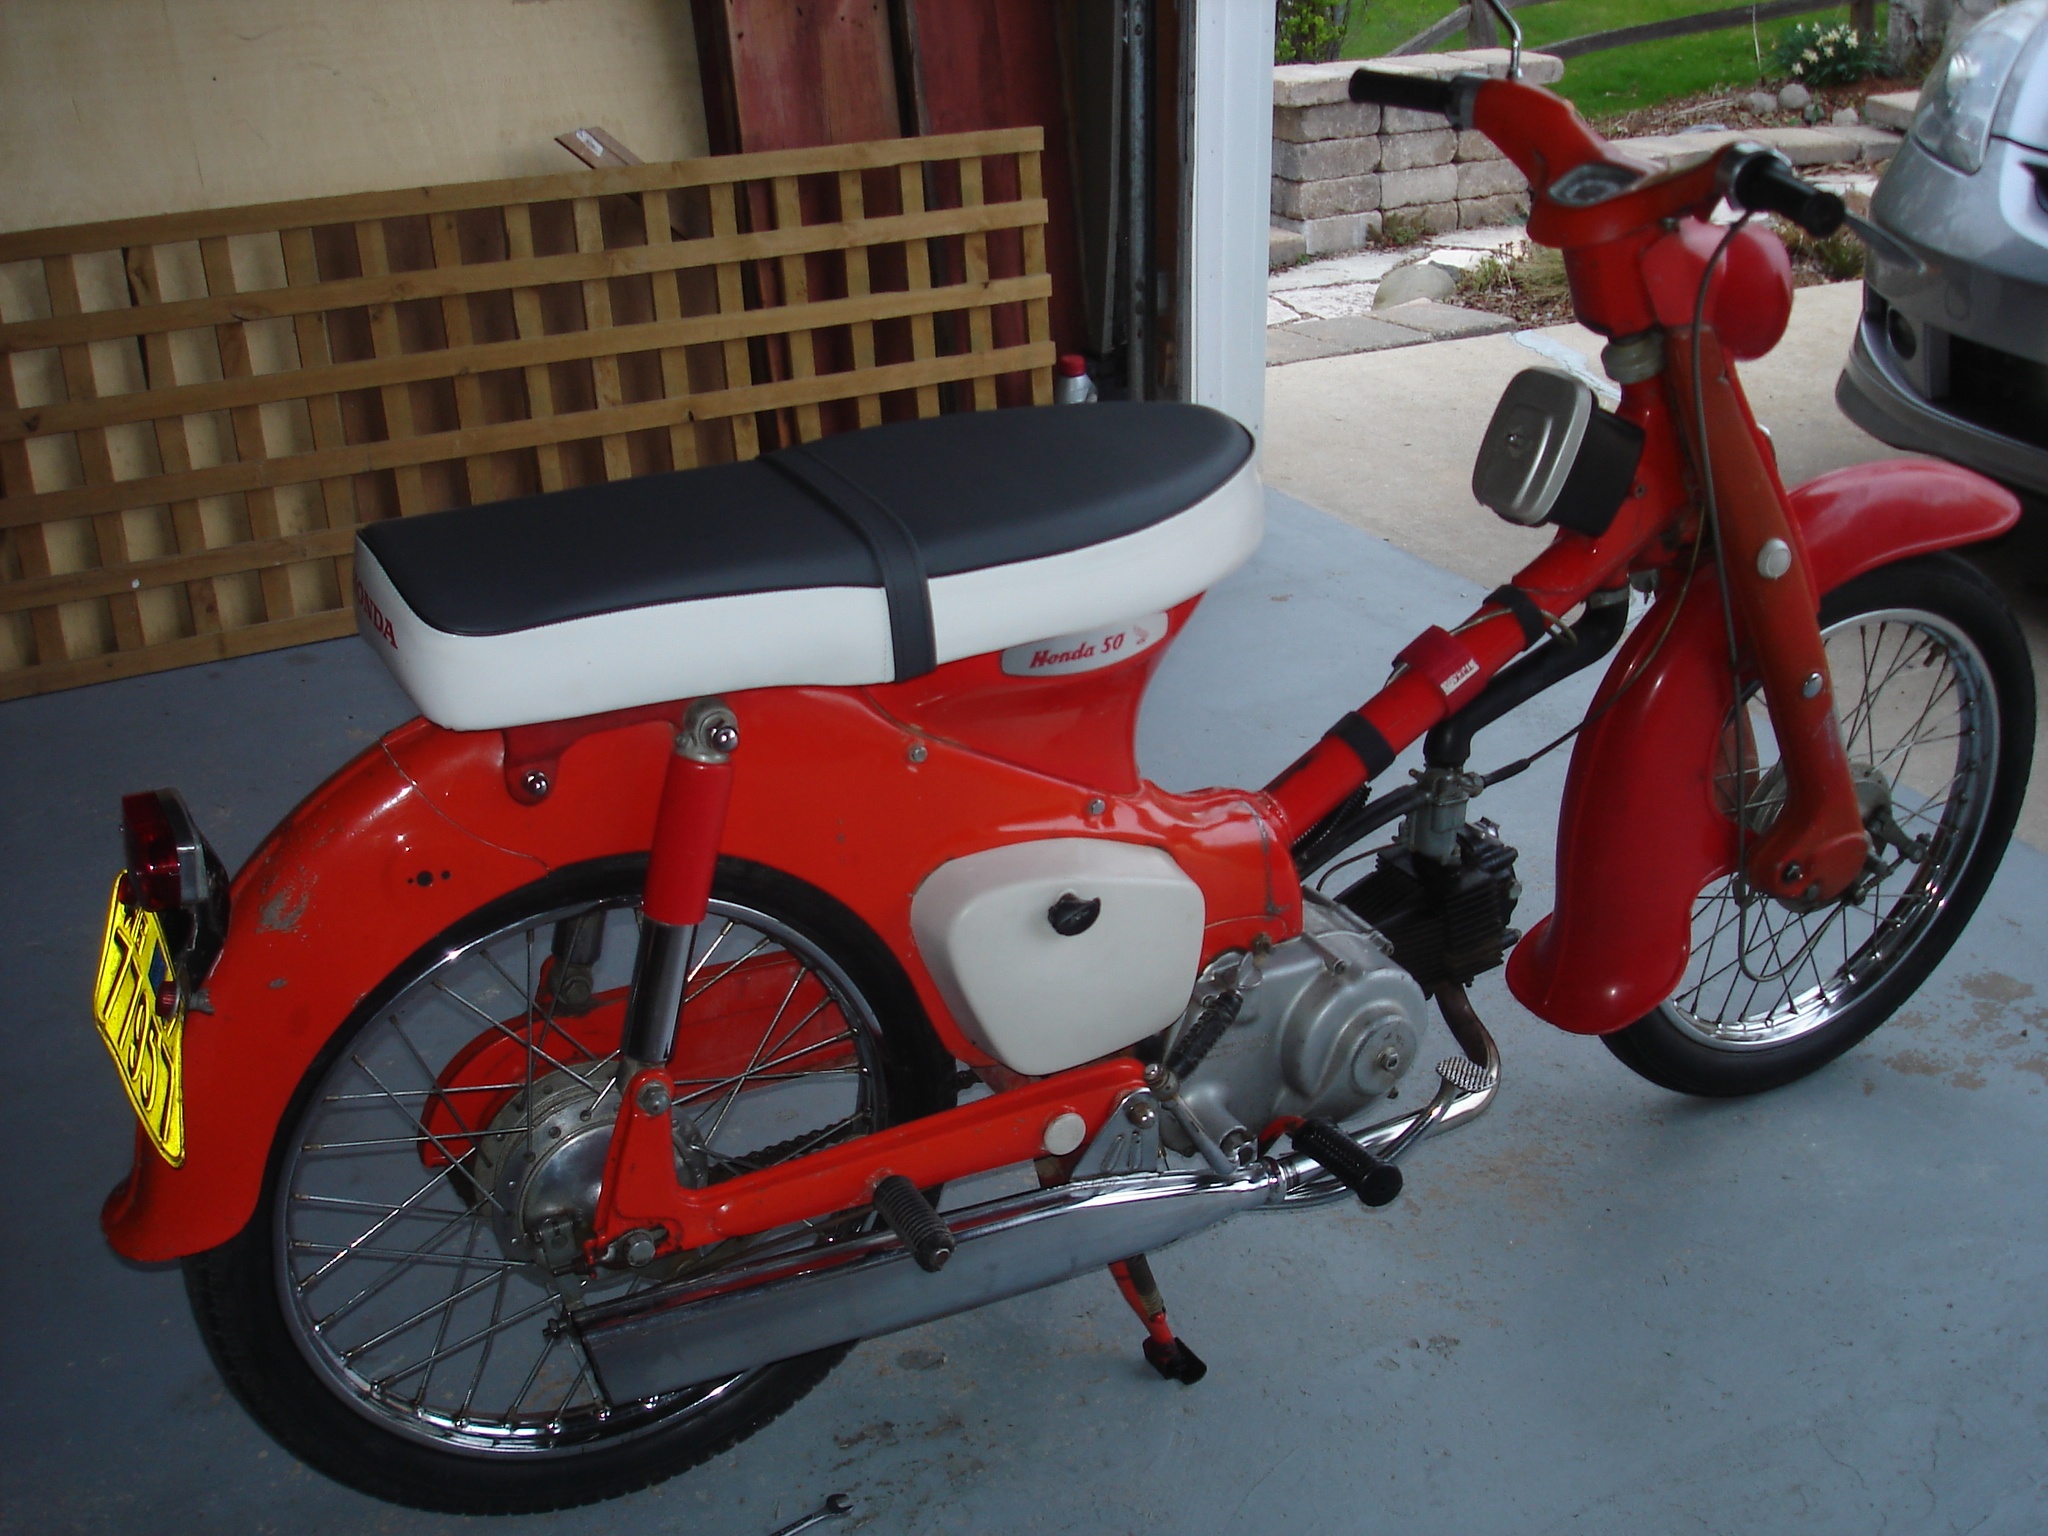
[91,64,2033,1514]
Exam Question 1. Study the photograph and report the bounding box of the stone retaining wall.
[1271,50,1564,258]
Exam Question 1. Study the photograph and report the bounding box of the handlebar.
[1721,148,1847,238]
[1348,67,1482,128]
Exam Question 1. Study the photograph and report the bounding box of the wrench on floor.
[767,1492,854,1536]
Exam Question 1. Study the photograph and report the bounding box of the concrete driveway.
[1264,278,2048,849]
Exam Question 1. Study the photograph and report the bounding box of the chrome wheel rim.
[273,889,888,1455]
[1663,606,1998,1050]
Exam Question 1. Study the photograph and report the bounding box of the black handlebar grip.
[1727,152,1846,238]
[1349,67,1457,115]
[1291,1117,1404,1208]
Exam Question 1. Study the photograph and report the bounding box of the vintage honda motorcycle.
[91,63,2034,1514]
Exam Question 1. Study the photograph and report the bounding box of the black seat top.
[358,401,1253,638]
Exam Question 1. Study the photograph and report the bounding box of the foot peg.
[1289,1118,1403,1208]
[873,1175,955,1273]
[1110,1254,1207,1385]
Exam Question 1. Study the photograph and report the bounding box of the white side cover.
[353,457,1263,731]
[910,839,1206,1077]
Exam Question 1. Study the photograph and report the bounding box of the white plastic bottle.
[1054,353,1098,404]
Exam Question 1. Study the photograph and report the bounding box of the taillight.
[121,790,205,911]
[118,788,231,988]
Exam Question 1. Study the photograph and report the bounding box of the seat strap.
[763,448,937,680]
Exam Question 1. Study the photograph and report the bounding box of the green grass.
[1338,0,1865,118]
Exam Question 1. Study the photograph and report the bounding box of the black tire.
[184,854,955,1514]
[1603,554,2034,1096]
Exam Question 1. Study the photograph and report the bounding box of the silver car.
[1838,0,2048,494]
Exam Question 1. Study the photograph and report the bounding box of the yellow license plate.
[92,876,186,1166]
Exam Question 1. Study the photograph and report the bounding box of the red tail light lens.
[121,790,204,912]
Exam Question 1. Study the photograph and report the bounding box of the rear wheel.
[1603,554,2034,1096]
[184,855,954,1513]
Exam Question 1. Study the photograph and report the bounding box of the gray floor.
[5,490,2046,1535]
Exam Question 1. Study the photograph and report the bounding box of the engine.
[1164,894,1429,1156]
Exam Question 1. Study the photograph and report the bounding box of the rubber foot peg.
[873,1174,956,1273]
[1290,1117,1404,1208]
[1143,1336,1208,1385]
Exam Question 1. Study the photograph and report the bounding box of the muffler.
[576,1164,1273,1402]
[577,998,1499,1404]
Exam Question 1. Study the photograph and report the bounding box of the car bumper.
[1837,305,2048,497]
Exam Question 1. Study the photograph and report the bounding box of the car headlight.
[1911,0,2048,173]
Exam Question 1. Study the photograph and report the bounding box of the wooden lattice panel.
[0,128,1054,699]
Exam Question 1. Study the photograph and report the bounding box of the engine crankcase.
[1175,894,1426,1143]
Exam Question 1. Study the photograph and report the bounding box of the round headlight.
[1912,0,2048,172]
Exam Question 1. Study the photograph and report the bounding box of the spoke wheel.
[184,854,953,1513]
[1604,554,2033,1096]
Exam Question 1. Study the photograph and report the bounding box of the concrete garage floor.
[5,471,2048,1532]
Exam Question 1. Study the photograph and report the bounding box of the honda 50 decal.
[1000,613,1168,677]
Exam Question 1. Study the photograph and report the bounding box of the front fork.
[1668,328,1871,905]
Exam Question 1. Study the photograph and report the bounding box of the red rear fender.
[1506,457,2018,1035]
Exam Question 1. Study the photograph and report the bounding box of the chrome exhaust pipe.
[576,991,1501,1403]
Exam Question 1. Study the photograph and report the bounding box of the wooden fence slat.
[1,273,1050,443]
[709,183,761,462]
[837,170,883,430]
[772,178,825,445]
[43,252,149,651]
[1548,0,1841,58]
[1,133,1051,697]
[898,162,943,419]
[641,189,700,472]
[0,199,1049,354]
[199,236,299,622]
[129,244,225,635]
[0,128,1045,263]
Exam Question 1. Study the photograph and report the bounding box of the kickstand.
[1109,1254,1207,1385]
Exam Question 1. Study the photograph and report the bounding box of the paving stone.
[1281,283,1382,321]
[1274,100,1380,144]
[1265,323,1362,365]
[1273,173,1382,221]
[1371,299,1514,338]
[1835,124,1903,162]
[1455,129,1504,163]
[1381,128,1457,172]
[1272,135,1382,182]
[1458,193,1529,229]
[1269,248,1409,290]
[1380,163,1459,211]
[1864,90,1919,131]
[1384,103,1454,134]
[1457,158,1528,199]
[1268,224,1307,271]
[1284,313,1434,356]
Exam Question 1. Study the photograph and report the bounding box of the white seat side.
[926,457,1263,664]
[355,458,1264,731]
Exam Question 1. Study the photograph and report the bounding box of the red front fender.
[1506,458,2019,1034]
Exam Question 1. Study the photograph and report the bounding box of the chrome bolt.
[705,720,740,754]
[1086,798,1106,816]
[908,743,929,764]
[636,1079,671,1115]
[521,768,551,798]
[1756,538,1792,580]
[1142,1062,1178,1096]
[1802,671,1824,699]
[1783,862,1804,884]
[1124,1096,1158,1127]
[1375,1044,1404,1074]
[623,1231,659,1269]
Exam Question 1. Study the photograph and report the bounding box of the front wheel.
[183,854,955,1513]
[1603,553,2034,1096]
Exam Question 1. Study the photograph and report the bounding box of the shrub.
[1276,0,1355,65]
[1772,21,1883,87]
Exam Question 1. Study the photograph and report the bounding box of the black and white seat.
[352,401,1260,730]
